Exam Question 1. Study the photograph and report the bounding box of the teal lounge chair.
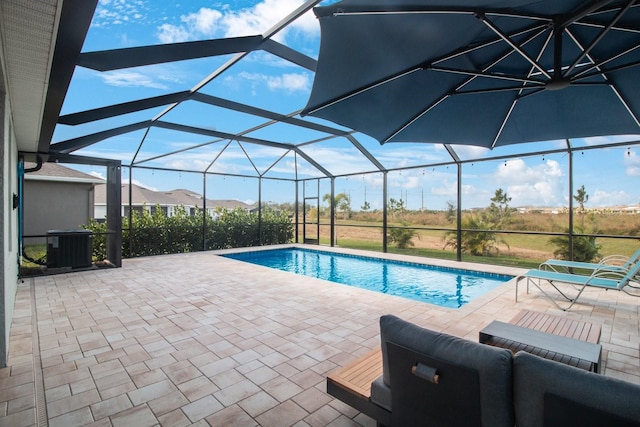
[516,261,640,311]
[539,248,640,274]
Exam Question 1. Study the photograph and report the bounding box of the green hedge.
[83,205,294,260]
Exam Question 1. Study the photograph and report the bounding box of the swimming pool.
[222,248,512,308]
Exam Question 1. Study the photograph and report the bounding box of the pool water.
[223,248,512,308]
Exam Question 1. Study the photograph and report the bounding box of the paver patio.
[1,245,638,426]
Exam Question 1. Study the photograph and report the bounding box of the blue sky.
[53,0,640,210]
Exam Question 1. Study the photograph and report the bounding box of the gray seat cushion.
[514,351,640,427]
[370,375,391,412]
[379,314,514,427]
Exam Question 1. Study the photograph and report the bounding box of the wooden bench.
[479,310,602,372]
[326,349,391,426]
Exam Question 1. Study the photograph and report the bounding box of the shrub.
[443,214,509,256]
[387,225,418,249]
[548,225,601,262]
[85,204,294,258]
[82,218,107,261]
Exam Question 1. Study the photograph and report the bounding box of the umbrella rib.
[476,12,552,79]
[305,23,548,117]
[383,26,547,143]
[490,100,518,149]
[428,66,544,85]
[304,68,420,115]
[574,19,640,35]
[564,0,634,76]
[564,27,640,128]
[491,30,554,148]
[558,0,616,28]
[332,8,553,23]
[383,96,450,143]
[431,23,548,67]
[574,59,640,81]
[454,86,539,96]
[571,45,640,81]
[608,85,640,128]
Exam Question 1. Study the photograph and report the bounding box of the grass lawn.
[309,224,639,270]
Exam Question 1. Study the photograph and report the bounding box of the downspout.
[23,155,43,173]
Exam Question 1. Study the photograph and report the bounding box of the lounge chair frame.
[539,249,640,274]
[516,261,640,311]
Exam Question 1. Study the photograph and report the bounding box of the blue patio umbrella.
[302,0,640,148]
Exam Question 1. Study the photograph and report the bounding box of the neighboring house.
[93,184,256,220]
[23,163,104,240]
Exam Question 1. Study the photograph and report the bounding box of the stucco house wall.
[23,169,101,241]
[0,74,19,368]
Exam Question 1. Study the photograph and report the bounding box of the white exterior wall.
[0,87,19,367]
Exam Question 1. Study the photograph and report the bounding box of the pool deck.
[1,244,639,426]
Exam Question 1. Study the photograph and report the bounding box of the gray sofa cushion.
[370,375,392,412]
[514,351,640,427]
[379,314,514,426]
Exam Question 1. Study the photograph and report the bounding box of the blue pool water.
[223,248,512,308]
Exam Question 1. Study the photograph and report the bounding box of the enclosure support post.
[456,163,462,262]
[202,173,207,251]
[382,172,388,253]
[330,178,335,247]
[258,177,263,245]
[568,142,574,260]
[127,167,133,258]
[294,180,299,243]
[107,162,122,267]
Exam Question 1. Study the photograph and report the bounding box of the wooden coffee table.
[479,310,602,372]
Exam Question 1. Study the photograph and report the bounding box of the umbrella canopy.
[302,0,640,148]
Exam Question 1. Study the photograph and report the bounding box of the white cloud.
[431,179,475,197]
[492,158,567,207]
[266,73,310,92]
[123,178,158,191]
[625,150,640,176]
[156,23,190,43]
[181,8,223,36]
[89,171,106,180]
[92,0,148,28]
[165,159,212,171]
[299,145,376,175]
[452,145,491,159]
[154,1,318,44]
[227,71,310,93]
[100,70,169,89]
[590,189,637,207]
[96,64,189,89]
[373,146,446,166]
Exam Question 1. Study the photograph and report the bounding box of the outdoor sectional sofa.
[355,314,640,426]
